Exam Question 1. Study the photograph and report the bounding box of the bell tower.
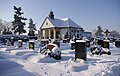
[49,10,54,19]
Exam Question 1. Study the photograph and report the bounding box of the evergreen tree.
[2,26,12,34]
[28,18,36,36]
[109,30,120,38]
[12,6,27,35]
[95,25,103,37]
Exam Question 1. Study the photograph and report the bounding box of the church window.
[46,22,48,25]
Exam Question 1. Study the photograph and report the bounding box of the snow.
[48,17,82,28]
[29,40,35,42]
[0,42,120,76]
[76,40,86,42]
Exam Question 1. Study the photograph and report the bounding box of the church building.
[40,11,84,40]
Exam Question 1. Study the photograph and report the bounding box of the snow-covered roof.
[48,17,82,28]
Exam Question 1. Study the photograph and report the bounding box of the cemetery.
[0,33,120,76]
[0,5,120,76]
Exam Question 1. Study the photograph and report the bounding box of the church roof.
[48,17,82,28]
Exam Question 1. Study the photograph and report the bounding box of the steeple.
[49,9,54,19]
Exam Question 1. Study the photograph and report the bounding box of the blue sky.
[0,0,120,33]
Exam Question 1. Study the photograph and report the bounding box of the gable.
[40,17,55,29]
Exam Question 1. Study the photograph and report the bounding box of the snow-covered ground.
[0,42,120,76]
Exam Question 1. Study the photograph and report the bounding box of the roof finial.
[49,9,54,19]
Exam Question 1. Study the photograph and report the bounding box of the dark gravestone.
[18,40,22,48]
[98,39,103,46]
[102,40,109,49]
[100,40,111,55]
[86,41,90,47]
[75,40,86,61]
[41,40,49,46]
[29,40,35,50]
[63,39,67,43]
[10,37,14,46]
[71,41,75,50]
[115,40,120,48]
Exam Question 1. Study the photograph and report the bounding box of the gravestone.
[29,40,35,50]
[101,39,111,55]
[10,37,14,46]
[97,39,103,46]
[102,40,109,49]
[18,40,22,48]
[63,39,67,43]
[86,40,90,47]
[41,40,49,46]
[70,41,75,50]
[115,40,120,48]
[75,40,86,61]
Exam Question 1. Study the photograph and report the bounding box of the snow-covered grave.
[0,39,120,76]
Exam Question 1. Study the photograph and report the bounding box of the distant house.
[40,11,84,40]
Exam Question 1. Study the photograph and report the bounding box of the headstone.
[115,40,120,48]
[70,41,75,50]
[102,40,109,49]
[75,40,86,61]
[41,40,49,46]
[86,40,90,47]
[18,40,22,48]
[63,39,67,43]
[29,40,35,50]
[97,39,103,46]
[10,37,14,46]
[100,39,111,55]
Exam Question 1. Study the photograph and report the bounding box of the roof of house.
[48,17,82,28]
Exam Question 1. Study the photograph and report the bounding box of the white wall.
[41,18,54,29]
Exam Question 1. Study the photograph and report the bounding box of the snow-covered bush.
[90,45,102,55]
[47,44,61,60]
